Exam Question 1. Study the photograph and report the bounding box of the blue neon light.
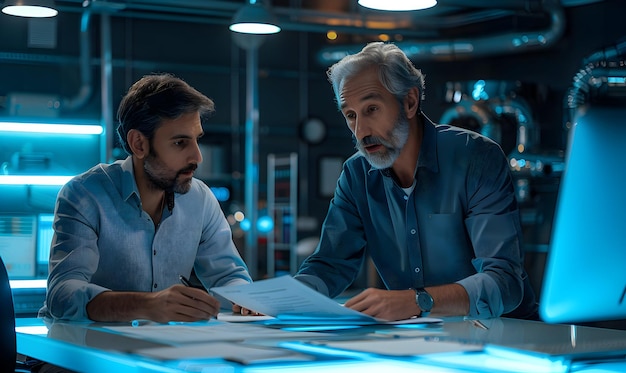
[0,121,103,135]
[0,175,73,185]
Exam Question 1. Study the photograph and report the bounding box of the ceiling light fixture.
[229,0,280,35]
[2,0,58,17]
[358,0,437,11]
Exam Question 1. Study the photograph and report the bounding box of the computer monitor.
[539,105,626,324]
[36,213,54,277]
[0,215,37,278]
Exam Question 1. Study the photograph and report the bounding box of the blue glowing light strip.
[0,121,103,135]
[0,175,72,185]
[9,279,47,290]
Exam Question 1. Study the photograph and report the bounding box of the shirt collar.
[417,113,439,175]
[120,156,140,203]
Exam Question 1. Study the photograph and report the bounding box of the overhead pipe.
[564,38,626,145]
[61,8,93,111]
[55,0,549,40]
[317,0,565,64]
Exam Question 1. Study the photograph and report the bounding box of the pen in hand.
[178,274,221,320]
[179,274,193,287]
[180,275,259,317]
[179,274,208,292]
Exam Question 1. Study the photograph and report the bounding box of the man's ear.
[403,87,420,119]
[127,129,149,159]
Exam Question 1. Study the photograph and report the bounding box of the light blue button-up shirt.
[296,119,535,318]
[41,156,251,320]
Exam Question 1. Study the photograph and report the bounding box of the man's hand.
[86,284,220,322]
[343,288,420,321]
[343,284,470,320]
[146,284,220,322]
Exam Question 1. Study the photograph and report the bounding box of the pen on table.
[131,319,152,327]
[131,319,182,327]
[464,317,489,330]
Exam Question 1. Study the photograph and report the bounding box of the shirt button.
[414,267,421,273]
[410,229,416,234]
[153,250,156,256]
[403,195,409,200]
[153,283,158,289]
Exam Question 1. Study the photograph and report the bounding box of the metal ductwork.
[439,80,537,157]
[564,37,626,135]
[317,0,565,64]
[4,8,93,116]
[61,9,93,111]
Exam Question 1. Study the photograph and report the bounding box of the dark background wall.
[0,0,624,246]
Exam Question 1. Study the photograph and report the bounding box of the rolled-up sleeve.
[45,180,110,320]
[459,141,524,318]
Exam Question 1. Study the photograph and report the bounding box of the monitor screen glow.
[540,106,626,324]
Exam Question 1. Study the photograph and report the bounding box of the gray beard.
[357,115,410,169]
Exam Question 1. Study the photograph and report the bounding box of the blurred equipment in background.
[440,79,564,297]
[440,80,538,156]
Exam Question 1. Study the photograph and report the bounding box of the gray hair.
[327,42,425,109]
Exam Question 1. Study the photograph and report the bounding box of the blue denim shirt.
[41,156,251,320]
[296,119,528,318]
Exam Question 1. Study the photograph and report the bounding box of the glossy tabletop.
[15,316,626,373]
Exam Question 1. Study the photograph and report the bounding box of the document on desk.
[283,337,483,357]
[104,321,327,345]
[211,275,442,325]
[134,341,315,364]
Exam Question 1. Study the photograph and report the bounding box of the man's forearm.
[427,283,470,316]
[86,291,154,322]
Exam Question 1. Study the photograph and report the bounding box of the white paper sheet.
[104,320,326,344]
[211,275,442,325]
[216,313,275,323]
[134,341,315,363]
[284,337,483,357]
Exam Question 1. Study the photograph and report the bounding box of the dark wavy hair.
[116,73,215,155]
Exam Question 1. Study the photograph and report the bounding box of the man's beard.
[355,111,410,169]
[144,150,197,194]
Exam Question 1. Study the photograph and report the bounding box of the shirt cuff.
[456,274,504,318]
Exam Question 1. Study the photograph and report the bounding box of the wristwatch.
[414,288,434,317]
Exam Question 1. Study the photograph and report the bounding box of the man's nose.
[193,143,203,164]
[353,118,370,141]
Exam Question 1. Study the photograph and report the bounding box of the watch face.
[417,291,433,312]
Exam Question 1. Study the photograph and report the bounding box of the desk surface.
[16,316,626,373]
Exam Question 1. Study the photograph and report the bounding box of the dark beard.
[144,151,196,194]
